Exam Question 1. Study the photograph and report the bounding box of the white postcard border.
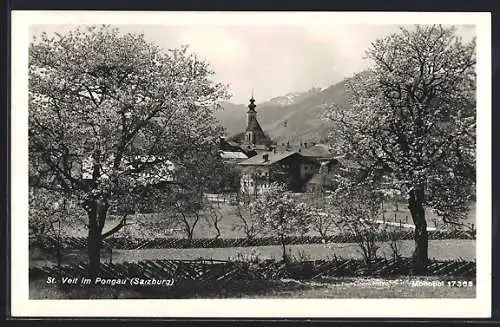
[10,10,492,318]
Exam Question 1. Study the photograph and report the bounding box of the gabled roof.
[238,151,296,166]
[237,151,318,166]
[298,145,333,158]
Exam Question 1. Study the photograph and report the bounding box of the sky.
[30,23,475,104]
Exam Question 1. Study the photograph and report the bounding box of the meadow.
[58,200,477,240]
[31,198,476,268]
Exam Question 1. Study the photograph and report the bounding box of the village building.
[237,151,320,194]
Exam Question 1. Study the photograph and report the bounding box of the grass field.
[29,276,475,299]
[30,239,475,268]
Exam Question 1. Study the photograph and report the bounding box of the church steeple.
[245,92,259,144]
[241,91,272,147]
[247,92,257,126]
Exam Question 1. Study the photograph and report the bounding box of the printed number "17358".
[447,280,474,287]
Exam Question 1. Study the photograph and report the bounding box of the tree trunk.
[87,204,102,279]
[280,234,288,263]
[408,186,428,274]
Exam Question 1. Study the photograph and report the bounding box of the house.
[305,156,365,193]
[306,160,340,193]
[237,151,320,194]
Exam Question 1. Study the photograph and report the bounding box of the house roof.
[297,145,333,158]
[274,143,334,159]
[219,151,248,160]
[238,151,300,166]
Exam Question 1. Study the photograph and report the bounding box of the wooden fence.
[31,229,476,251]
[30,257,475,281]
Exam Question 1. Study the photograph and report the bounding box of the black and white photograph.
[10,11,491,318]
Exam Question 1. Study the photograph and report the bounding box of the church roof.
[245,115,265,133]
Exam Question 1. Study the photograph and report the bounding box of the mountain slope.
[216,78,353,144]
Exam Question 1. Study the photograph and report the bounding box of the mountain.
[216,79,353,144]
[267,87,322,107]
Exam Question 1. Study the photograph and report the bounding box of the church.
[217,94,321,194]
[219,94,274,158]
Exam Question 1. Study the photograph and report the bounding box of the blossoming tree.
[29,26,229,276]
[250,183,312,263]
[326,25,476,272]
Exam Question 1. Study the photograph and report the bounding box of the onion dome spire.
[248,89,256,111]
